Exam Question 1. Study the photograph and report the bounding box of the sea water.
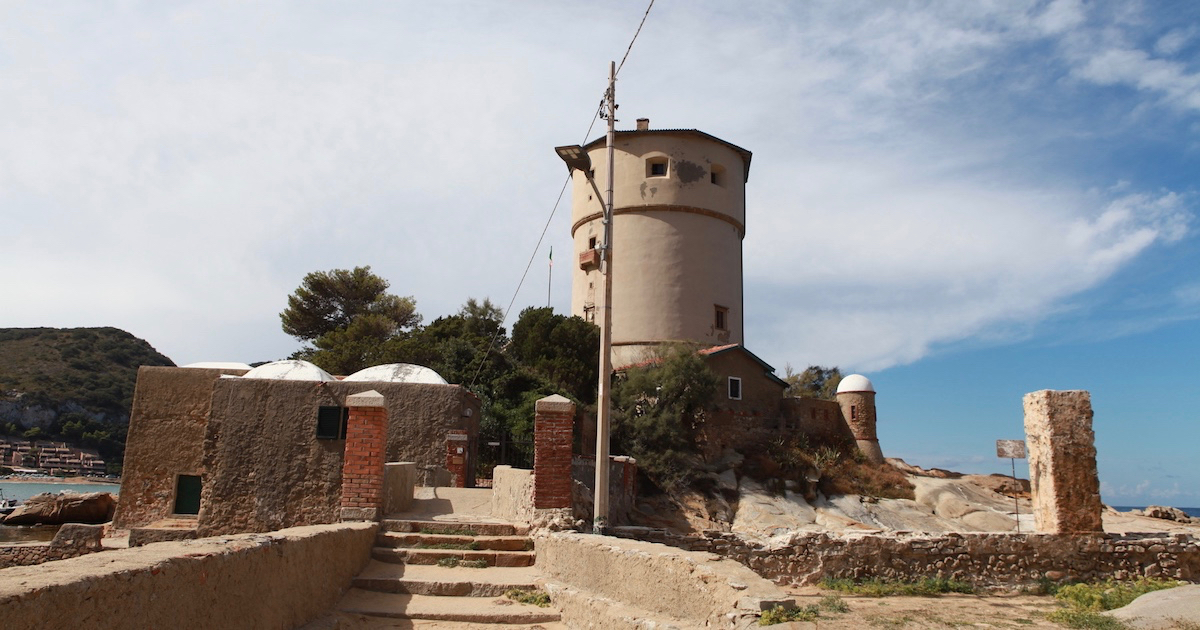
[0,480,120,543]
[0,480,120,504]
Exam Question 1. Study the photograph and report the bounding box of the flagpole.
[547,247,553,308]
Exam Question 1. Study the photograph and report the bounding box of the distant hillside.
[0,327,175,472]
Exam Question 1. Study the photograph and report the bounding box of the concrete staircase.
[334,518,562,626]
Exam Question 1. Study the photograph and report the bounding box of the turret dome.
[836,374,875,394]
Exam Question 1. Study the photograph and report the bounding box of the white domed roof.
[344,363,448,385]
[836,374,875,394]
[182,361,253,370]
[242,360,337,382]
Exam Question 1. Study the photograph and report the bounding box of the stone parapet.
[0,523,105,569]
[608,528,1200,588]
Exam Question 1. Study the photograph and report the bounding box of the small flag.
[549,246,553,267]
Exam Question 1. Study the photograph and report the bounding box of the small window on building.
[316,406,349,440]
[714,305,728,331]
[174,474,202,515]
[851,405,858,420]
[728,377,742,400]
[646,157,668,177]
[588,236,597,249]
[711,164,726,186]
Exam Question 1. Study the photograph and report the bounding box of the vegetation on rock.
[1046,578,1182,629]
[0,327,174,473]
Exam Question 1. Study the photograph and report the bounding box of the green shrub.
[820,576,973,597]
[505,588,552,607]
[1054,578,1180,612]
[819,594,850,613]
[759,604,819,625]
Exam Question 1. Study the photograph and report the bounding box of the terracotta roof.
[615,343,788,388]
[583,128,753,182]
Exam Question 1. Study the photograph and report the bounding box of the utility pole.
[593,61,616,533]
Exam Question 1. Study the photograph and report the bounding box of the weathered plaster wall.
[611,528,1200,587]
[0,523,376,630]
[118,368,480,533]
[491,465,535,523]
[0,524,103,569]
[538,532,790,629]
[113,366,245,529]
[200,378,348,535]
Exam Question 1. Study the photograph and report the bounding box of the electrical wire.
[466,0,655,389]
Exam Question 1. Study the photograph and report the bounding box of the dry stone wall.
[0,523,104,569]
[611,527,1200,588]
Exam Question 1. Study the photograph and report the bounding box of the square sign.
[996,439,1027,459]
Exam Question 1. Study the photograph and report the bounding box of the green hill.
[0,327,175,473]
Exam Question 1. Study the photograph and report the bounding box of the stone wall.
[610,528,1200,588]
[780,397,856,446]
[572,455,638,526]
[0,522,376,630]
[538,532,793,629]
[0,523,104,569]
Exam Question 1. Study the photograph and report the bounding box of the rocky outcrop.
[1141,505,1193,523]
[2,491,116,525]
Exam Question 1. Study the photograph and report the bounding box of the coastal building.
[565,119,882,463]
[0,437,106,476]
[113,360,479,536]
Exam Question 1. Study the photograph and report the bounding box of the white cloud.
[0,0,1195,372]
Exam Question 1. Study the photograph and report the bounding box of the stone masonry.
[0,523,105,569]
[610,528,1200,588]
[340,389,387,521]
[1023,390,1103,534]
[534,394,574,509]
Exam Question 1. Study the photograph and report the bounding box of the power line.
[466,1,656,389]
[616,0,656,77]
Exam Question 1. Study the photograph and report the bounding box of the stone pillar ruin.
[1022,389,1103,534]
[534,394,574,509]
[339,389,387,522]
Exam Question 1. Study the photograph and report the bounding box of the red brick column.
[445,430,468,488]
[340,390,387,521]
[534,394,575,509]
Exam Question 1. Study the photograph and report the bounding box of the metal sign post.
[996,439,1027,533]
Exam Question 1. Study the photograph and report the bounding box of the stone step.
[337,589,561,624]
[376,531,533,551]
[380,519,523,537]
[352,560,543,597]
[371,546,536,567]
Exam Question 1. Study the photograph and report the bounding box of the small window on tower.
[711,164,726,186]
[714,305,728,331]
[647,157,668,177]
[728,377,742,400]
[851,405,858,420]
[588,236,597,249]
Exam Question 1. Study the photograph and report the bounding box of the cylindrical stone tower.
[836,374,882,464]
[568,119,752,367]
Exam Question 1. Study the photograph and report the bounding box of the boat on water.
[0,489,16,516]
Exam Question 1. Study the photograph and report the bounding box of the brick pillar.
[534,394,574,509]
[340,389,387,521]
[446,429,468,488]
[1023,390,1103,533]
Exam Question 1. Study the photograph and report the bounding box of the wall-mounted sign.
[996,439,1026,459]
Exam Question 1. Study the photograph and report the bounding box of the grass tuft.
[1043,577,1183,630]
[759,604,820,625]
[505,588,552,607]
[820,576,973,597]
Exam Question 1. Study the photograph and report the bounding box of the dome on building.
[181,361,253,370]
[344,363,448,385]
[241,360,337,382]
[836,374,875,394]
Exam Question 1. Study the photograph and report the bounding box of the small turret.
[836,374,882,464]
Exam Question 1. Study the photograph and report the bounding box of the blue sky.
[1,1,1196,506]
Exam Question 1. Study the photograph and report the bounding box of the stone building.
[565,120,881,462]
[113,360,479,536]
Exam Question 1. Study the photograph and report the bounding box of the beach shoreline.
[0,476,119,486]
